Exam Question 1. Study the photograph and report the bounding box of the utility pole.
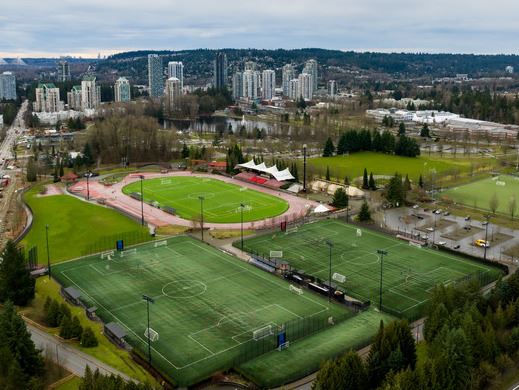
[45,224,51,279]
[240,203,245,251]
[303,144,307,192]
[377,249,388,310]
[85,170,91,200]
[199,196,205,241]
[484,215,491,261]
[326,240,333,303]
[142,294,155,365]
[139,175,145,226]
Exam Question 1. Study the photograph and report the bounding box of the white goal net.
[270,250,283,258]
[160,179,171,185]
[289,285,303,295]
[101,250,114,260]
[332,272,346,283]
[253,325,273,341]
[120,248,137,257]
[154,240,168,248]
[285,227,298,235]
[144,327,159,342]
[277,341,290,351]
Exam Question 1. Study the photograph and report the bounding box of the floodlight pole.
[85,170,91,201]
[199,196,205,241]
[377,250,388,310]
[240,203,245,251]
[303,144,307,192]
[142,294,155,365]
[326,240,333,303]
[484,215,490,261]
[45,224,51,279]
[139,175,145,226]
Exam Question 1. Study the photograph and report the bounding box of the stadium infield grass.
[240,220,503,319]
[441,174,519,216]
[52,236,353,387]
[121,176,289,223]
[21,185,151,263]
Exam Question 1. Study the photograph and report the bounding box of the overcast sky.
[1,0,518,57]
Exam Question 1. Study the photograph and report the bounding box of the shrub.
[81,327,98,348]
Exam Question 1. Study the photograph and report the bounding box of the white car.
[438,241,447,246]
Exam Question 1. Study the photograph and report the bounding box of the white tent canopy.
[272,168,295,181]
[237,160,257,169]
[313,204,331,213]
[236,160,294,182]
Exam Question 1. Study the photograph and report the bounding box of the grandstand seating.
[250,176,268,184]
[264,179,285,189]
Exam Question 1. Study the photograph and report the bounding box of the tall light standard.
[45,224,51,279]
[199,196,205,241]
[325,240,333,302]
[85,170,92,201]
[142,294,155,365]
[302,144,307,192]
[377,250,388,310]
[240,203,245,251]
[139,175,145,226]
[484,214,491,261]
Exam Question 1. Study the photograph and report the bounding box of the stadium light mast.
[45,224,51,279]
[142,294,155,365]
[85,170,91,200]
[303,144,307,192]
[240,203,245,251]
[484,214,491,261]
[139,175,145,226]
[199,196,205,241]
[377,250,388,310]
[325,240,333,302]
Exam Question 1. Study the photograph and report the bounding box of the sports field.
[122,176,288,223]
[52,236,350,386]
[241,220,503,318]
[442,175,519,215]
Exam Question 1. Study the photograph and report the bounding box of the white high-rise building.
[232,72,243,100]
[0,72,17,100]
[288,79,299,100]
[261,70,275,100]
[242,70,261,100]
[34,83,64,112]
[328,80,337,97]
[57,60,71,82]
[303,59,318,91]
[81,75,100,110]
[167,61,184,90]
[114,77,131,102]
[148,54,164,98]
[244,61,256,71]
[282,64,295,97]
[165,77,182,112]
[67,85,82,110]
[298,73,314,100]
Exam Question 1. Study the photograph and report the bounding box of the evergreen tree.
[70,316,83,339]
[26,157,37,182]
[386,173,405,206]
[404,174,411,191]
[420,123,430,138]
[344,176,350,185]
[81,327,98,347]
[398,122,406,135]
[181,143,189,159]
[358,201,371,221]
[322,137,335,157]
[325,166,331,181]
[82,143,94,166]
[313,351,367,390]
[369,172,376,190]
[362,168,369,189]
[59,315,73,339]
[418,174,424,188]
[331,188,349,209]
[0,241,35,306]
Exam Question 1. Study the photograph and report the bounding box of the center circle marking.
[162,280,207,298]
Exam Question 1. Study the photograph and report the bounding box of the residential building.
[288,79,299,100]
[213,52,228,89]
[67,85,82,110]
[282,64,295,96]
[114,77,131,102]
[0,115,3,128]
[57,60,71,82]
[232,72,243,100]
[298,73,314,100]
[328,80,337,97]
[0,72,17,100]
[167,61,184,90]
[81,75,100,110]
[165,77,182,112]
[148,54,164,98]
[303,59,318,91]
[242,70,261,100]
[262,70,275,100]
[34,83,64,112]
[244,61,256,71]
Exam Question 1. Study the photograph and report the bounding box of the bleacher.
[250,176,268,184]
[264,179,285,189]
[249,257,276,273]
[235,172,255,181]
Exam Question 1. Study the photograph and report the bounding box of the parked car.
[443,211,450,216]
[474,239,490,248]
[438,241,447,246]
[464,216,471,221]
[426,227,435,232]
[453,244,461,249]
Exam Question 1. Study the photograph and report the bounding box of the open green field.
[122,176,288,223]
[241,220,503,319]
[307,152,486,181]
[442,175,519,215]
[52,236,351,387]
[21,185,150,263]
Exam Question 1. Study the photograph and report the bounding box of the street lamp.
[139,175,145,226]
[303,144,307,192]
[240,203,245,251]
[85,170,92,201]
[142,294,155,365]
[325,240,333,303]
[484,215,491,261]
[377,250,388,310]
[45,224,51,279]
[199,196,205,241]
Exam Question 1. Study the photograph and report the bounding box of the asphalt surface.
[0,100,27,176]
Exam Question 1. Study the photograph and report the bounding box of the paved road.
[0,100,27,175]
[26,321,134,382]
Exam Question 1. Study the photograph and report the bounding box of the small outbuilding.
[104,322,127,348]
[61,286,81,306]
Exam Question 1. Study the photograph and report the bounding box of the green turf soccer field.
[52,236,351,386]
[442,175,519,215]
[122,176,289,223]
[241,220,503,318]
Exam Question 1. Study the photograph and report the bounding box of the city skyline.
[1,0,519,57]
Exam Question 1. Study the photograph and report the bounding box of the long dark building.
[213,52,228,89]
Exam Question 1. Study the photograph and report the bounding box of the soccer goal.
[270,250,283,258]
[285,226,298,235]
[409,241,423,249]
[332,272,346,283]
[144,327,159,342]
[277,341,290,351]
[120,248,137,257]
[253,325,273,341]
[100,250,114,259]
[154,240,168,248]
[289,285,303,295]
[160,179,171,185]
[356,228,362,237]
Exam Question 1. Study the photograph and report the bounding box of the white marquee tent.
[237,160,295,181]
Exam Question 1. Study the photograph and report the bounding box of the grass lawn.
[21,185,151,263]
[122,176,288,223]
[240,220,503,319]
[238,309,395,388]
[306,152,488,182]
[54,376,81,390]
[52,236,352,387]
[442,175,519,215]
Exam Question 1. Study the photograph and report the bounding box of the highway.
[0,100,28,175]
